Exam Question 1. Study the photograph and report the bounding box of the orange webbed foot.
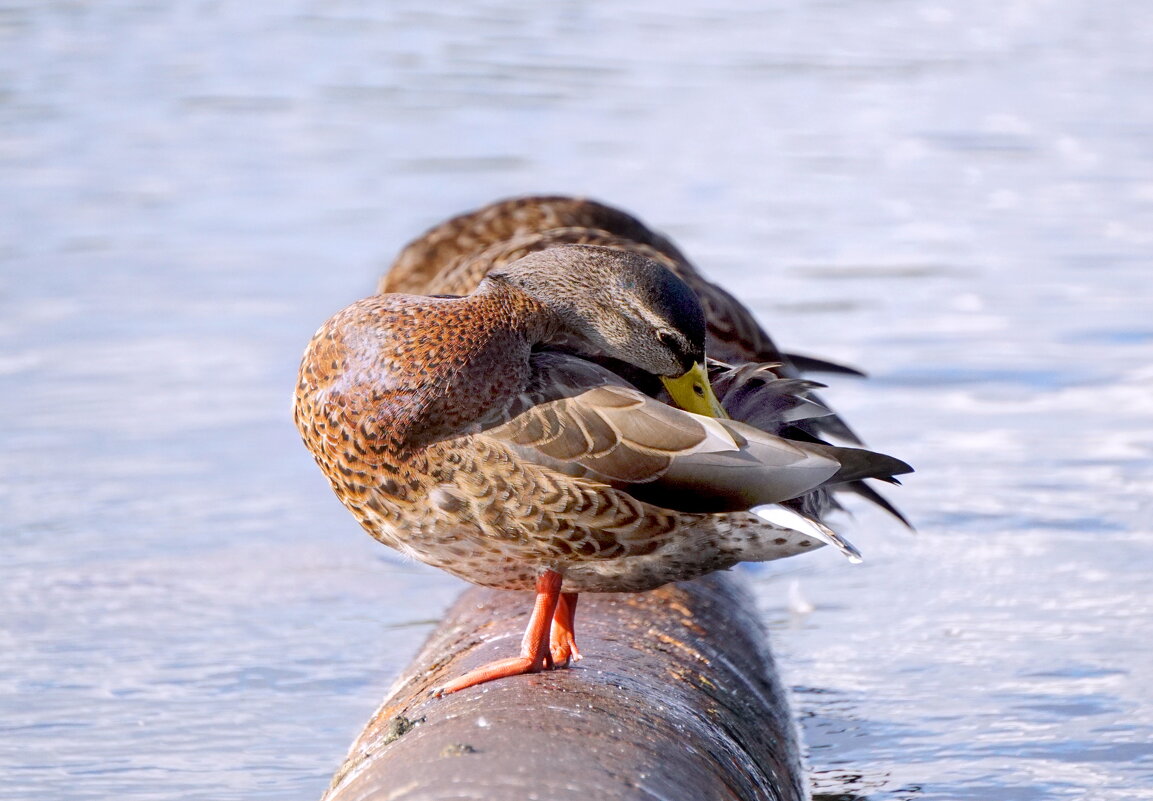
[434,570,573,696]
[432,656,540,697]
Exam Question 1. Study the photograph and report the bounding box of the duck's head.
[488,245,728,418]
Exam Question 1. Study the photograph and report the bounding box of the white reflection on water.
[2,1,1152,799]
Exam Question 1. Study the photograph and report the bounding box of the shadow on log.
[322,572,807,801]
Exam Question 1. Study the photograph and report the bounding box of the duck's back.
[380,196,684,295]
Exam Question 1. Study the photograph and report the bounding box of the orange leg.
[550,592,582,666]
[435,570,565,696]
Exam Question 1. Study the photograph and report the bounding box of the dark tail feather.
[807,443,914,486]
[843,480,914,529]
[784,352,868,378]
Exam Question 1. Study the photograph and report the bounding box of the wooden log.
[321,572,807,801]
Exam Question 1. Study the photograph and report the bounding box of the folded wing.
[487,352,911,516]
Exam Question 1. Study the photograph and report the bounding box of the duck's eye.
[657,330,680,350]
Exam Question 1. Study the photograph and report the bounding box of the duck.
[295,235,911,694]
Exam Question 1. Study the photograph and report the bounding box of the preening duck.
[295,228,910,694]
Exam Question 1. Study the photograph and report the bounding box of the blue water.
[3,2,1152,799]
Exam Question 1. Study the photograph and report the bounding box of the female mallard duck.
[295,242,911,694]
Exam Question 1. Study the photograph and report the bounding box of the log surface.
[322,572,807,801]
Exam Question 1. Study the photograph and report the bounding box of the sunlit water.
[3,2,1151,799]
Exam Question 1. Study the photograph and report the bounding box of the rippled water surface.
[3,2,1152,799]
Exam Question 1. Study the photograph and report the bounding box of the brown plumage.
[295,203,911,693]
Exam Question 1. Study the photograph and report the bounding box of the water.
[2,1,1151,798]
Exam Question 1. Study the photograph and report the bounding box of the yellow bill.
[661,362,730,419]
